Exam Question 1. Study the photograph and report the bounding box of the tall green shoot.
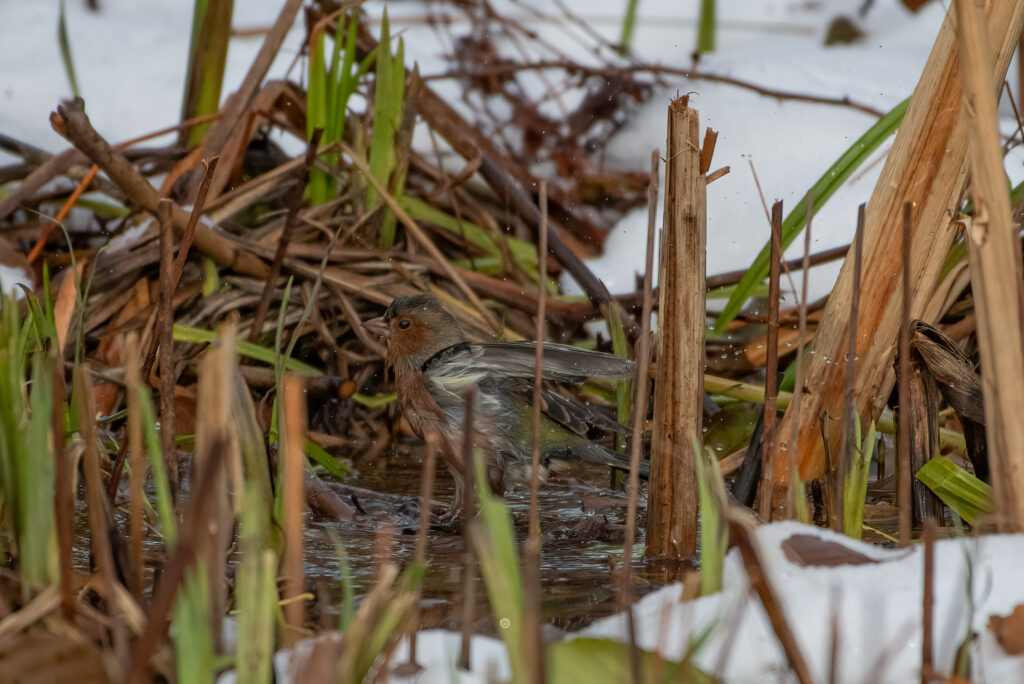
[695,438,727,596]
[843,415,876,539]
[366,10,407,248]
[307,10,368,205]
[182,0,234,146]
[0,292,58,591]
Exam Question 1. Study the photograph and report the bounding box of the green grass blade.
[843,418,875,539]
[472,453,527,682]
[173,324,321,375]
[697,0,716,53]
[57,0,81,98]
[713,97,908,333]
[915,457,993,525]
[695,438,727,595]
[137,383,177,546]
[618,0,640,55]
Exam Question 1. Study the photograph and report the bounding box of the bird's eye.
[398,319,411,330]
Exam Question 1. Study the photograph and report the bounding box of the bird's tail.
[554,441,650,479]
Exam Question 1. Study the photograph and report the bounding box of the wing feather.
[423,341,634,383]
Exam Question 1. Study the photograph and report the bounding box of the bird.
[362,294,645,510]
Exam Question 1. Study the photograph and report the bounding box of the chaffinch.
[363,294,645,508]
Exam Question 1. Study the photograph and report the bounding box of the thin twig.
[459,384,477,671]
[406,435,438,669]
[922,517,936,684]
[525,178,549,683]
[424,61,886,118]
[760,201,783,520]
[157,200,178,501]
[787,196,813,518]
[620,149,658,684]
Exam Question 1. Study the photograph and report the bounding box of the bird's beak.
[362,316,390,339]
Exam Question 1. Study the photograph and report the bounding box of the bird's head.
[363,294,465,370]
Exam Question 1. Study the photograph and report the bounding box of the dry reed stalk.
[955,0,1024,532]
[194,322,238,653]
[405,435,438,669]
[899,203,913,545]
[524,182,548,684]
[759,201,783,521]
[773,0,1024,487]
[282,372,307,647]
[157,201,178,500]
[922,517,936,684]
[646,98,705,560]
[620,149,659,684]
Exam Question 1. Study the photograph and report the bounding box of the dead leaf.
[781,534,880,567]
[989,604,1024,654]
[53,259,88,358]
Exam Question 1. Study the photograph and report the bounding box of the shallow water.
[304,450,673,633]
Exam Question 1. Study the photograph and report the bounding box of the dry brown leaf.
[989,604,1024,654]
[53,259,88,357]
[781,534,880,567]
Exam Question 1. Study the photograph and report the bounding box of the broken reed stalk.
[459,384,477,671]
[727,510,813,684]
[899,203,913,545]
[524,181,548,684]
[620,148,659,684]
[158,200,178,500]
[406,435,438,668]
[759,201,783,521]
[773,0,1024,485]
[646,97,705,560]
[249,128,323,344]
[922,517,936,684]
[787,198,814,519]
[955,0,1024,532]
[836,205,865,533]
[282,372,307,647]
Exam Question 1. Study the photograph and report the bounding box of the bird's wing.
[538,388,629,436]
[422,341,634,384]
